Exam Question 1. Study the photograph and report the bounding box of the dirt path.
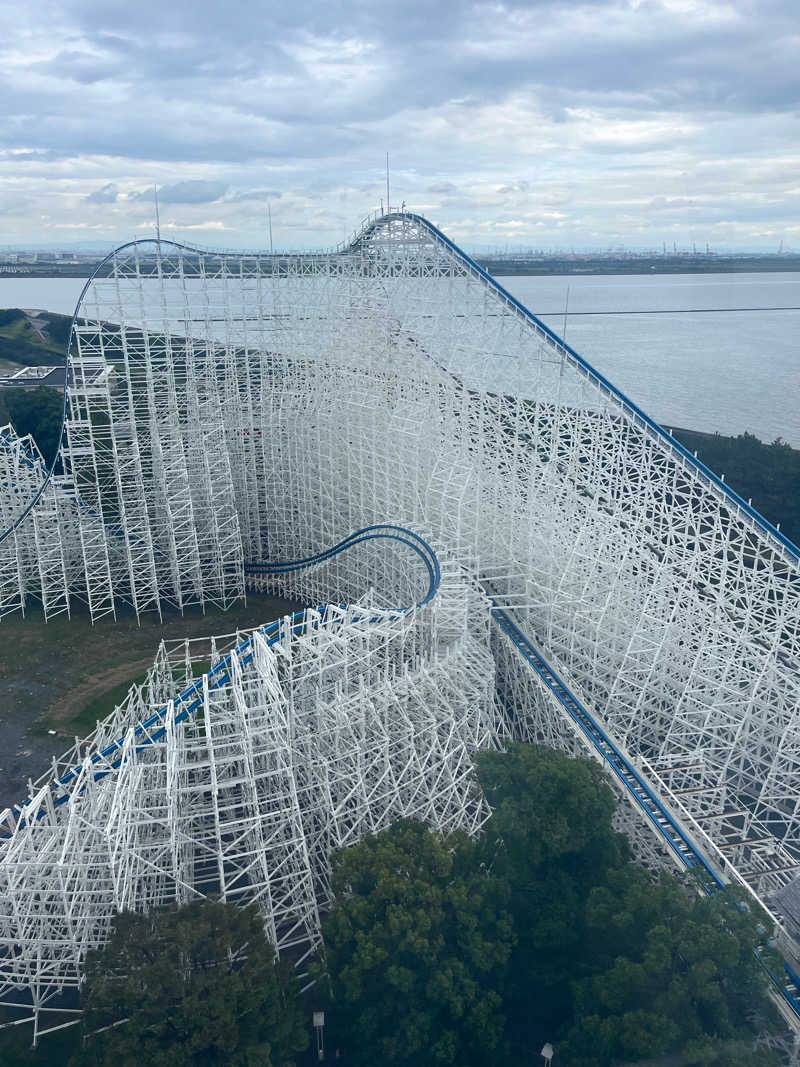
[0,592,300,809]
[40,657,157,730]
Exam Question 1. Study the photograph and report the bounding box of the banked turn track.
[0,210,799,1042]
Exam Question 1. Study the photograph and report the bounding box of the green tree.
[322,819,514,1067]
[1,386,64,466]
[474,744,630,1052]
[0,1009,81,1065]
[561,868,783,1065]
[672,427,800,547]
[40,311,73,347]
[76,898,307,1067]
[0,309,25,328]
[474,744,783,1064]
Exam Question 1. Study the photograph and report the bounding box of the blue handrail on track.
[244,523,440,608]
[0,526,439,833]
[488,598,800,1018]
[357,212,800,565]
[489,601,724,890]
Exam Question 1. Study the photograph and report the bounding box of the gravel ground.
[0,592,298,810]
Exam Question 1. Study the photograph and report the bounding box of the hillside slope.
[0,308,70,367]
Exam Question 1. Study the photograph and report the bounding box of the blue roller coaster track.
[3,525,440,831]
[1,213,798,1023]
[5,521,796,1014]
[359,212,800,564]
[2,214,797,563]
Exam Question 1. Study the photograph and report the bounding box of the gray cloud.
[139,180,228,204]
[224,188,284,203]
[86,182,119,203]
[0,0,797,248]
[32,48,119,85]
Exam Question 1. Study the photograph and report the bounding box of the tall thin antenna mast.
[386,153,390,214]
[153,184,161,244]
[267,201,274,255]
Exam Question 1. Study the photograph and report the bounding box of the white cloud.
[0,0,797,248]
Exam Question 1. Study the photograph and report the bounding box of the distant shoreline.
[484,255,800,276]
[1,254,800,279]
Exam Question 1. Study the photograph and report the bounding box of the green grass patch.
[55,659,216,737]
[1,591,298,794]
[0,308,68,366]
[69,672,149,734]
[0,313,33,340]
[188,659,213,678]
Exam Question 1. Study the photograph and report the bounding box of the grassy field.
[63,671,150,736]
[0,308,70,366]
[8,593,296,731]
[64,658,215,737]
[0,592,298,805]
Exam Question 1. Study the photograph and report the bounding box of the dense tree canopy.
[0,746,787,1066]
[39,311,73,347]
[673,428,800,546]
[0,386,63,466]
[562,867,783,1065]
[0,1013,81,1066]
[322,819,514,1067]
[76,898,307,1067]
[473,744,631,1053]
[322,744,785,1066]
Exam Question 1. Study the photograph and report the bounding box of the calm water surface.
[0,277,86,316]
[1,272,797,445]
[499,272,800,446]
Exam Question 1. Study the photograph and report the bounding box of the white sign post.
[313,1011,325,1061]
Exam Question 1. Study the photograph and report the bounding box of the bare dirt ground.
[0,592,299,808]
[44,656,158,728]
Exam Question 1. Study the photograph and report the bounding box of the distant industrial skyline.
[1,0,798,250]
[0,238,797,256]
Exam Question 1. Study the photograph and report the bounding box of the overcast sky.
[1,0,798,250]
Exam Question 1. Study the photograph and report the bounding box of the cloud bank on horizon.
[1,0,798,249]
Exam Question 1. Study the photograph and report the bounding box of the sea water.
[1,271,797,445]
[499,272,800,446]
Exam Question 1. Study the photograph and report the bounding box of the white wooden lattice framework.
[0,211,799,1036]
[0,534,500,1037]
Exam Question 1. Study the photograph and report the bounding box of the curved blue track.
[2,519,796,1014]
[0,217,797,1018]
[2,525,439,831]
